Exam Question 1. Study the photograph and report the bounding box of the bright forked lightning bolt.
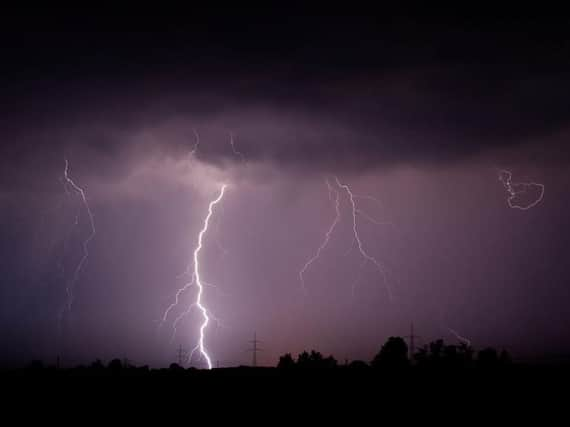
[60,158,96,318]
[334,177,392,301]
[161,184,227,369]
[299,179,341,293]
[498,169,544,210]
[189,184,227,369]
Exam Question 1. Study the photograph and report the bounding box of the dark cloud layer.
[2,10,570,186]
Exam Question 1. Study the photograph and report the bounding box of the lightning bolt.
[229,132,247,164]
[335,177,392,301]
[299,176,393,299]
[59,158,96,322]
[498,169,544,210]
[160,184,227,369]
[299,179,341,293]
[190,128,200,157]
[447,327,472,347]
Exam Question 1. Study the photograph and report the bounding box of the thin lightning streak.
[447,327,472,347]
[498,169,544,210]
[202,280,232,298]
[355,209,394,227]
[229,132,247,164]
[60,158,96,317]
[335,177,392,301]
[299,179,341,293]
[190,128,200,156]
[439,310,472,347]
[159,273,196,332]
[353,194,385,207]
[170,303,196,344]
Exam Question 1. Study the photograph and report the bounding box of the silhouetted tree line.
[278,336,513,370]
[7,336,516,377]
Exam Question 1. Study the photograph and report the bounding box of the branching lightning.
[299,176,392,299]
[299,179,341,293]
[59,158,96,323]
[160,184,227,369]
[334,177,392,300]
[498,169,544,210]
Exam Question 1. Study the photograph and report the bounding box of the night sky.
[1,8,569,367]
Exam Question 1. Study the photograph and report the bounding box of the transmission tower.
[405,323,420,362]
[248,332,263,367]
[176,344,188,366]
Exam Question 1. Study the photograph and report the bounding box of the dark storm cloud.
[1,10,570,184]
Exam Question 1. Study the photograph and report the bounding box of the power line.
[405,323,420,361]
[248,332,263,367]
[176,344,188,366]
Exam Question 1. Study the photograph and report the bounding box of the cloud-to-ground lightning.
[498,169,544,210]
[59,158,96,324]
[160,184,227,369]
[335,177,392,300]
[299,179,341,293]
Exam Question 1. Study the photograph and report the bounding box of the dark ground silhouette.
[4,336,570,380]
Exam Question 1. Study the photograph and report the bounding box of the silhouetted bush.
[348,360,369,370]
[108,358,123,373]
[478,347,499,367]
[277,353,295,369]
[13,336,518,378]
[371,336,409,369]
[169,363,184,372]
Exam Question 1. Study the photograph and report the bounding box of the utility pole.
[248,332,263,367]
[176,345,187,366]
[406,323,420,362]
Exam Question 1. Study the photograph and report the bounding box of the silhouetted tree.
[277,353,295,369]
[108,358,123,373]
[458,342,474,365]
[90,359,104,370]
[295,350,337,368]
[414,340,476,368]
[309,350,324,365]
[169,363,184,372]
[478,347,499,367]
[348,360,369,370]
[429,339,445,364]
[372,336,409,369]
[414,345,429,366]
[323,355,338,369]
[29,360,44,370]
[499,350,512,365]
[297,351,311,367]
